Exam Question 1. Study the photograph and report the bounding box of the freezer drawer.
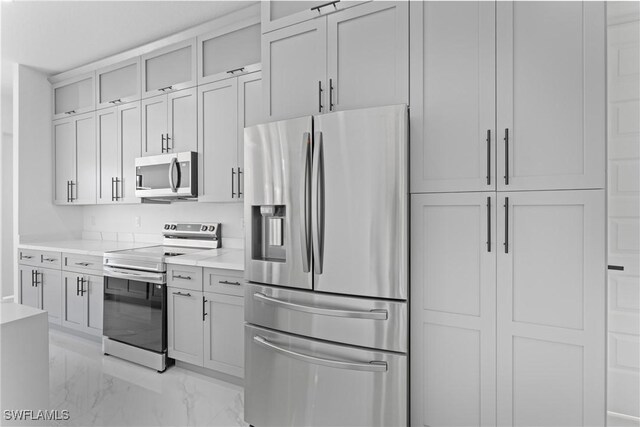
[245,283,407,352]
[244,324,407,427]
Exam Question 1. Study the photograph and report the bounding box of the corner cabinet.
[96,101,141,204]
[142,88,197,156]
[53,112,97,205]
[262,1,408,121]
[198,71,262,202]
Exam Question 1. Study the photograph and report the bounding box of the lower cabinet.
[18,264,62,324]
[167,267,245,379]
[61,272,104,336]
[411,190,606,426]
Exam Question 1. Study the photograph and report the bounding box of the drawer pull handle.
[75,262,91,267]
[311,0,340,13]
[219,280,241,286]
[42,257,57,262]
[21,255,33,259]
[253,336,387,372]
[253,292,388,320]
[173,274,192,280]
[173,291,192,297]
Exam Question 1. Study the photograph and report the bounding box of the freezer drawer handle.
[254,336,387,372]
[253,292,388,320]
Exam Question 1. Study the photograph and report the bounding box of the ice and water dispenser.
[251,205,286,262]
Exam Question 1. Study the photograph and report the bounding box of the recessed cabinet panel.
[263,19,327,121]
[167,88,197,153]
[497,1,605,191]
[40,268,62,325]
[74,113,97,205]
[53,74,95,119]
[142,38,197,98]
[327,1,408,111]
[142,96,167,156]
[54,119,76,204]
[86,275,103,335]
[199,80,238,202]
[119,102,142,203]
[97,58,140,109]
[62,272,86,331]
[201,24,261,82]
[168,288,204,366]
[97,108,119,204]
[19,266,40,309]
[203,293,244,378]
[410,1,495,193]
[237,71,263,190]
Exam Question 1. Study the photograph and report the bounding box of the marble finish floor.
[48,329,247,426]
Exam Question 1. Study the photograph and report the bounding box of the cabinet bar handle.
[329,78,334,111]
[504,128,509,185]
[66,181,70,203]
[158,85,173,92]
[111,177,115,201]
[79,277,86,296]
[219,280,241,286]
[203,297,208,321]
[318,81,323,113]
[608,265,625,271]
[31,270,35,287]
[173,274,192,280]
[487,197,491,252]
[504,197,509,254]
[486,130,491,185]
[42,257,56,262]
[311,0,340,12]
[231,168,236,198]
[76,276,80,296]
[172,291,191,297]
[34,271,40,287]
[21,255,33,260]
[109,99,121,104]
[226,67,245,74]
[75,262,91,267]
[69,181,75,202]
[237,167,243,197]
[166,134,172,151]
[65,110,76,115]
[161,134,166,153]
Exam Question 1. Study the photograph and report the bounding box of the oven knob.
[208,225,215,232]
[164,224,170,230]
[170,224,177,230]
[201,225,207,232]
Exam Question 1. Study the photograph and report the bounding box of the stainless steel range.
[102,222,220,372]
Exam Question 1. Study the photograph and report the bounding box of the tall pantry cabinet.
[410,2,607,426]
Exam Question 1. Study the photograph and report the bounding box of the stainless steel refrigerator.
[243,104,408,427]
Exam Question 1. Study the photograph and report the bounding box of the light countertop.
[166,248,245,271]
[18,240,156,257]
[0,302,47,325]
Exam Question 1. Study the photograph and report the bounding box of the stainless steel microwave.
[135,152,197,201]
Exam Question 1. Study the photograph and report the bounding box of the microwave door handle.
[168,157,178,193]
[299,132,312,273]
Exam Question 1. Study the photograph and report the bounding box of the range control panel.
[162,222,221,236]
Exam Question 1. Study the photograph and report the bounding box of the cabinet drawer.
[167,264,203,291]
[204,268,244,296]
[18,249,62,269]
[63,253,103,274]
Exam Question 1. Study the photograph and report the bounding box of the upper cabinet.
[96,57,141,109]
[261,1,364,34]
[410,1,605,194]
[142,88,197,156]
[52,73,95,120]
[198,22,261,85]
[141,38,197,99]
[496,1,605,191]
[262,1,408,121]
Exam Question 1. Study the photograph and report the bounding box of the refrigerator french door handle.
[253,336,388,372]
[312,132,325,274]
[168,157,178,193]
[253,292,388,320]
[299,133,312,273]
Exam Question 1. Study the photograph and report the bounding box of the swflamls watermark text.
[3,409,70,421]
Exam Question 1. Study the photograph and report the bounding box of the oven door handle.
[104,266,165,284]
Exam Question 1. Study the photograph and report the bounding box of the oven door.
[134,152,197,198]
[103,268,167,353]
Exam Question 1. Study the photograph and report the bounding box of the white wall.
[13,65,85,295]
[1,94,14,298]
[83,202,244,244]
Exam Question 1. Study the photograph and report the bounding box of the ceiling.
[0,0,257,98]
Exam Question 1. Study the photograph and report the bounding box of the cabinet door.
[410,1,495,193]
[261,1,363,34]
[97,107,119,204]
[327,1,408,111]
[263,19,327,121]
[198,22,261,85]
[141,95,167,156]
[96,57,140,109]
[496,1,605,191]
[18,266,40,309]
[62,272,86,332]
[52,73,95,120]
[118,101,142,203]
[74,112,97,205]
[85,275,103,336]
[167,288,204,366]
[496,190,606,426]
[237,71,263,198]
[53,118,76,204]
[167,87,197,153]
[203,292,244,378]
[142,38,197,99]
[40,268,62,325]
[198,80,238,202]
[410,193,496,427]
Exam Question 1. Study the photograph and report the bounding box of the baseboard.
[608,411,640,427]
[175,360,244,387]
[49,323,102,343]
